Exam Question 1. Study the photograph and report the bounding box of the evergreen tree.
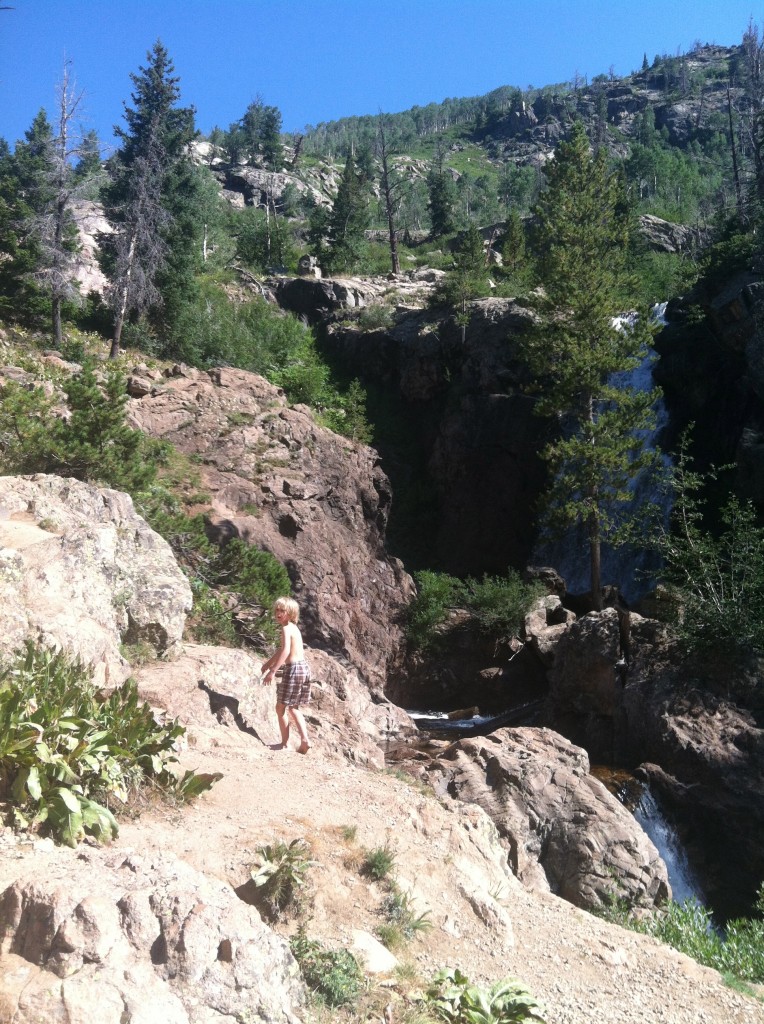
[500,209,528,279]
[427,167,456,237]
[73,129,102,181]
[0,111,56,326]
[522,121,659,608]
[102,40,197,357]
[325,150,370,273]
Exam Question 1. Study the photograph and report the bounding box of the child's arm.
[262,626,289,684]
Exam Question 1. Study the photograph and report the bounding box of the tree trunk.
[589,515,602,611]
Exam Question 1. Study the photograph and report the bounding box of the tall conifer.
[102,40,197,357]
[522,121,659,607]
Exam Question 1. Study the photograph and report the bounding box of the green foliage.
[653,442,764,661]
[463,572,545,636]
[135,486,291,648]
[250,838,313,919]
[427,168,457,237]
[600,891,764,984]
[405,569,542,651]
[378,885,432,949]
[425,968,545,1024]
[289,929,364,1007]
[405,571,464,651]
[213,539,292,643]
[325,150,371,273]
[0,642,217,847]
[235,206,298,272]
[0,362,166,492]
[361,842,397,881]
[357,303,396,332]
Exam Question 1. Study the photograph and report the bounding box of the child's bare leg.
[289,707,310,753]
[274,702,290,749]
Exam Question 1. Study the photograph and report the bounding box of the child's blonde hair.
[273,596,300,623]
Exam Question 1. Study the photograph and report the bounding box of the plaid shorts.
[276,660,312,707]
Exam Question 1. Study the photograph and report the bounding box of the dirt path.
[115,721,763,1024]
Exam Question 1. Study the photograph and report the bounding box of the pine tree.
[102,40,197,357]
[325,151,370,273]
[522,120,659,608]
[427,167,456,238]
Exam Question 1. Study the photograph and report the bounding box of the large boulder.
[0,475,192,686]
[0,847,305,1024]
[127,364,414,693]
[424,727,670,912]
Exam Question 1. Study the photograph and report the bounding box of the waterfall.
[532,303,672,604]
[633,785,707,907]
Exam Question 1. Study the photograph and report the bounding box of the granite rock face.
[0,848,305,1024]
[0,475,192,686]
[126,364,414,692]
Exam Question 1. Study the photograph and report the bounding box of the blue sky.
[0,1,760,150]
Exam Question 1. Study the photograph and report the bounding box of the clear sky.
[0,0,760,151]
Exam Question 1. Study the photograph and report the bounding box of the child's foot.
[297,741,311,755]
[269,742,288,750]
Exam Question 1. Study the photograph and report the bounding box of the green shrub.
[289,929,364,1007]
[0,642,219,847]
[405,569,542,651]
[250,838,313,920]
[653,443,764,663]
[405,571,465,651]
[0,363,166,493]
[599,891,764,985]
[378,884,432,949]
[463,571,544,637]
[361,842,397,881]
[425,968,545,1024]
[213,539,292,643]
[357,303,395,333]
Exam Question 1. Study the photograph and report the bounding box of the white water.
[634,785,706,906]
[532,304,672,603]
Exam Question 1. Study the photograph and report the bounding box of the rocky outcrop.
[321,297,548,577]
[638,214,707,255]
[126,364,414,692]
[0,846,305,1024]
[424,727,670,912]
[0,475,192,687]
[539,608,764,919]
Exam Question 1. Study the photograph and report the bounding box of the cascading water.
[633,784,707,907]
[532,303,673,603]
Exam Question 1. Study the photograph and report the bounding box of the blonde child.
[261,597,311,753]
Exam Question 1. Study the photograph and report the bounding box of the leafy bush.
[213,539,292,643]
[357,303,395,333]
[425,968,545,1024]
[405,569,542,651]
[653,444,764,662]
[405,571,465,651]
[378,884,432,949]
[600,891,764,984]
[0,642,219,847]
[135,489,291,648]
[250,838,313,920]
[361,841,397,881]
[289,929,364,1007]
[0,362,165,493]
[463,572,545,637]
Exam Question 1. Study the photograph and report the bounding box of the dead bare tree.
[30,62,87,348]
[377,116,410,276]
